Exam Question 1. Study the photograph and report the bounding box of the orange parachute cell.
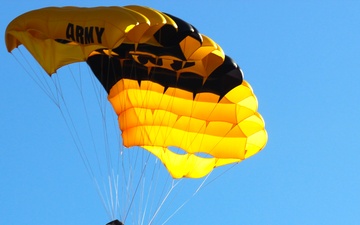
[5,5,267,178]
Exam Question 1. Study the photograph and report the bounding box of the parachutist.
[106,220,124,225]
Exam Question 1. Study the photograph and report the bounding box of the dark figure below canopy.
[106,220,124,225]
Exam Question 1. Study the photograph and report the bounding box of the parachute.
[6,5,268,224]
[5,5,267,179]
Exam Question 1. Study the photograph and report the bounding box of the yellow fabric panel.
[142,146,219,178]
[123,5,177,44]
[5,6,222,76]
[186,35,223,60]
[109,80,251,124]
[178,35,224,76]
[5,6,177,74]
[245,130,268,158]
[109,78,267,178]
[185,35,224,76]
[122,122,247,159]
[179,36,202,59]
[124,5,178,46]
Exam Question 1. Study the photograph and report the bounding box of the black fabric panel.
[154,13,202,47]
[86,11,243,99]
[87,49,243,99]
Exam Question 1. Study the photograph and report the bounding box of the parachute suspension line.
[115,61,134,221]
[149,158,173,223]
[55,65,117,218]
[120,63,205,224]
[123,152,152,224]
[140,68,200,221]
[159,163,238,225]
[139,162,164,225]
[107,171,119,220]
[139,160,162,225]
[200,163,237,190]
[114,60,139,222]
[65,60,124,221]
[113,61,173,225]
[11,47,117,218]
[67,64,103,176]
[160,176,210,225]
[11,48,60,105]
[137,65,180,224]
[122,61,157,224]
[103,58,148,221]
[143,67,238,224]
[148,180,182,225]
[55,64,122,222]
[137,66,162,223]
[101,56,123,220]
[147,169,173,224]
[50,72,97,182]
[53,70,119,215]
[161,164,239,223]
[139,66,206,225]
[137,153,155,225]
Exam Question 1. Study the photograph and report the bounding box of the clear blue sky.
[1,1,360,225]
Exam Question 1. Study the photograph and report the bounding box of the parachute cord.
[159,166,235,225]
[138,66,183,224]
[139,165,156,225]
[127,151,146,223]
[160,172,211,225]
[134,65,181,223]
[101,57,121,220]
[123,153,152,224]
[148,180,181,225]
[11,49,60,105]
[108,171,120,219]
[67,64,121,219]
[131,64,158,224]
[52,75,97,179]
[197,163,237,190]
[69,66,104,176]
[12,48,119,219]
[117,61,153,224]
[118,60,176,224]
[162,164,237,224]
[53,90,116,219]
[143,163,170,225]
[120,150,129,221]
[125,62,225,225]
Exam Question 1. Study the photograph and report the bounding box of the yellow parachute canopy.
[5,5,267,178]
